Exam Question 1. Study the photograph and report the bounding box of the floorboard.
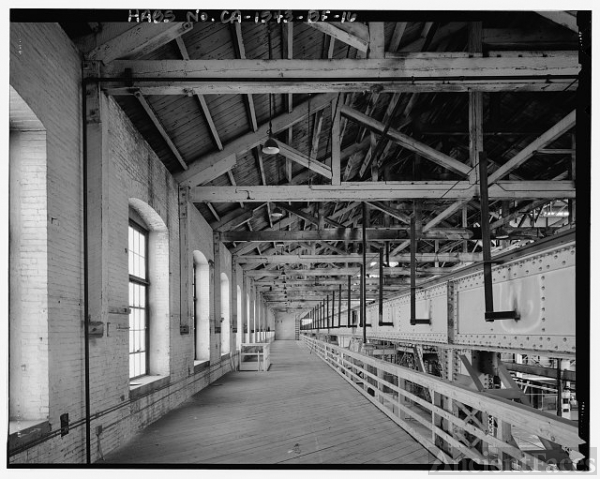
[102,340,432,465]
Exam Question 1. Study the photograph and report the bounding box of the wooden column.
[179,187,192,336]
[231,256,238,351]
[212,232,222,361]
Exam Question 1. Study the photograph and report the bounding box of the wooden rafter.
[133,91,188,171]
[306,22,368,52]
[175,93,336,187]
[282,21,294,182]
[87,22,193,63]
[276,141,333,179]
[175,37,223,152]
[233,23,258,132]
[341,105,472,177]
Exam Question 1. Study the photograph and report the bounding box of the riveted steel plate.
[454,243,575,354]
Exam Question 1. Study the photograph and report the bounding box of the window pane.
[139,253,146,280]
[129,330,134,353]
[139,285,145,308]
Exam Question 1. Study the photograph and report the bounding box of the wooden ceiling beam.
[368,22,385,58]
[365,201,412,224]
[233,23,258,132]
[133,91,188,171]
[306,22,369,52]
[488,110,576,183]
[175,37,224,152]
[281,21,294,182]
[191,181,574,203]
[341,105,472,177]
[87,22,193,64]
[274,203,344,229]
[210,208,254,232]
[388,23,408,53]
[174,93,336,187]
[101,53,579,85]
[276,141,333,179]
[221,226,555,243]
[246,268,360,277]
[105,78,576,95]
[236,252,481,265]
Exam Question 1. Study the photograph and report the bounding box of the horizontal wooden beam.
[236,253,481,264]
[99,53,580,94]
[174,93,335,187]
[191,181,575,202]
[246,268,360,277]
[221,227,558,243]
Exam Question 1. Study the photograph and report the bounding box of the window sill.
[194,360,210,374]
[8,419,51,453]
[129,375,170,400]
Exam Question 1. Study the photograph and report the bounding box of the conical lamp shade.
[262,137,280,155]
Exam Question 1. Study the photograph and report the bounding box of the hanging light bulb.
[262,23,279,156]
[262,136,279,155]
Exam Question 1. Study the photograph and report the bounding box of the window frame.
[128,220,150,380]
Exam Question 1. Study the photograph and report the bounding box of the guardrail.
[301,335,583,470]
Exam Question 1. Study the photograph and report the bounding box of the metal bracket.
[485,311,520,321]
[410,318,432,325]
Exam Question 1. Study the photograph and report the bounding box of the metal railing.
[301,335,583,470]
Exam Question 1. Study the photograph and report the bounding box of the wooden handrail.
[301,336,582,470]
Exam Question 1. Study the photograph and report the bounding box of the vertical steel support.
[478,152,519,321]
[332,290,335,329]
[478,152,494,318]
[410,215,417,324]
[326,294,330,329]
[361,202,367,342]
[338,284,342,327]
[379,247,383,325]
[347,275,352,327]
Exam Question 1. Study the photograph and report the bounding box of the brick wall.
[8,22,272,464]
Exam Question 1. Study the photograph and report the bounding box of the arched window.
[192,251,210,362]
[246,293,251,343]
[220,273,230,355]
[236,285,242,350]
[128,199,170,379]
[128,220,149,378]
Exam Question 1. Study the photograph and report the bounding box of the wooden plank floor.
[102,340,437,465]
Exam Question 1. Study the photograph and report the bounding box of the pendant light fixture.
[262,22,279,155]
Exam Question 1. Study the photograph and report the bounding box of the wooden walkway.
[102,340,437,465]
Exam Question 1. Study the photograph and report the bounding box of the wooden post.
[338,284,342,327]
[347,275,352,327]
[213,232,221,360]
[361,202,368,341]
